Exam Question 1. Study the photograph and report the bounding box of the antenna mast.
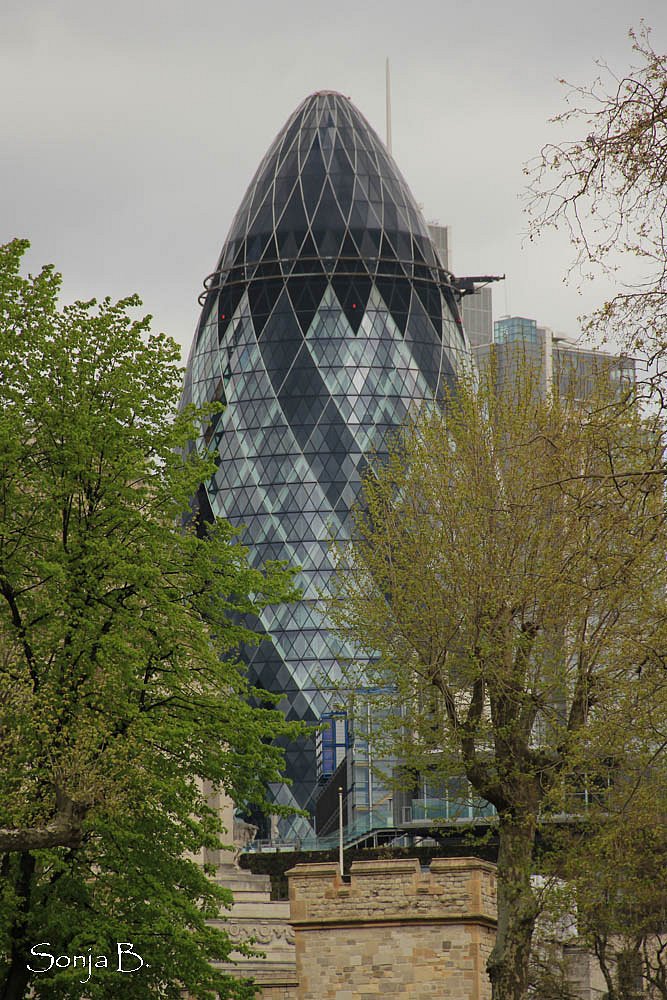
[386,58,392,155]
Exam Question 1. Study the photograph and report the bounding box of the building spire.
[386,58,392,155]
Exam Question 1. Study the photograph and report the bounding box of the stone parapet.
[287,857,497,1000]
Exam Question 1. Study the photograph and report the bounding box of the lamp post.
[338,786,344,877]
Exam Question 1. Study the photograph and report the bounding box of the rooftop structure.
[428,223,494,348]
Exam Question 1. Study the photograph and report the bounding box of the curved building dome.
[182,92,468,837]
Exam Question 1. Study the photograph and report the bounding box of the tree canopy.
[555,771,667,1000]
[0,239,301,999]
[327,359,667,1000]
[526,29,667,996]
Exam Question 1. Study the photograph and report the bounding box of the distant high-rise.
[473,316,635,397]
[181,92,468,836]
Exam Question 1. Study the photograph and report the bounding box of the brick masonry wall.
[287,858,497,1000]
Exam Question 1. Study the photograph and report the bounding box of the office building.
[474,316,635,396]
[181,92,468,837]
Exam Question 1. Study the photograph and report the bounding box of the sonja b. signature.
[27,942,148,985]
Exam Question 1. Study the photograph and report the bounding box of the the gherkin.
[182,91,468,837]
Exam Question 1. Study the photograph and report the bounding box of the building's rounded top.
[197,92,458,342]
[211,91,442,277]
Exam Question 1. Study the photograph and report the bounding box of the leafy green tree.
[526,35,667,996]
[0,239,301,999]
[327,359,667,1000]
[544,767,667,1000]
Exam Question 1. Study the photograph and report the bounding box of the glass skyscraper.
[181,91,468,836]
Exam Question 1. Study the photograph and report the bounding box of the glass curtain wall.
[181,92,468,837]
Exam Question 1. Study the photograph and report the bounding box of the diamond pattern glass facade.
[181,92,469,836]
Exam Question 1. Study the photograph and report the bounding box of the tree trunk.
[616,946,643,1000]
[487,812,540,1000]
[594,935,618,1000]
[0,852,36,1000]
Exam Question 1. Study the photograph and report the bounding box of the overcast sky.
[2,0,666,360]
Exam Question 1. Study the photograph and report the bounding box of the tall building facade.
[181,92,468,836]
